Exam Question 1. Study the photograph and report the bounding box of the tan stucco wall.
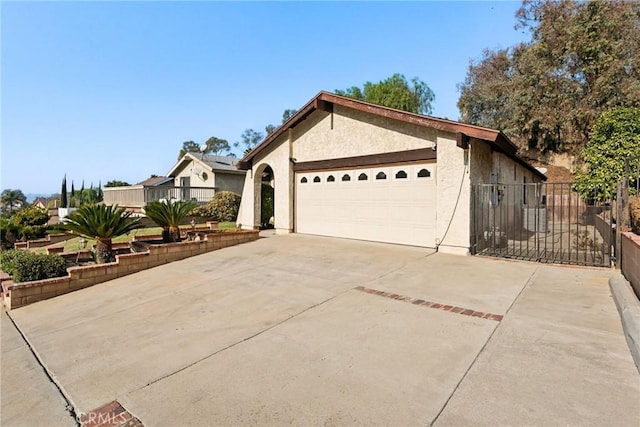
[292,106,437,161]
[173,159,216,189]
[469,140,541,186]
[434,133,470,255]
[237,133,293,233]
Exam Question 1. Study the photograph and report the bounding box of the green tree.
[263,109,298,138]
[265,124,277,135]
[282,109,297,123]
[574,107,640,200]
[203,136,231,156]
[79,187,102,205]
[458,0,640,156]
[11,206,49,241]
[61,175,68,208]
[335,73,435,115]
[105,180,131,187]
[178,140,201,159]
[235,129,264,155]
[70,181,76,205]
[143,200,198,243]
[0,189,27,213]
[63,204,143,264]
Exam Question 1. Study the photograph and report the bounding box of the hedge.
[0,250,67,283]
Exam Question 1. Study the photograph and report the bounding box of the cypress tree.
[61,175,68,208]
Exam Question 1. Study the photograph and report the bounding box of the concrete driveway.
[4,234,639,426]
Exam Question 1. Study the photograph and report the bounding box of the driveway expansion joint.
[135,289,351,392]
[355,286,503,322]
[4,309,80,426]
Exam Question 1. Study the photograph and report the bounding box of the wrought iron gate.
[471,183,614,267]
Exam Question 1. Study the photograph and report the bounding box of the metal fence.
[472,182,614,267]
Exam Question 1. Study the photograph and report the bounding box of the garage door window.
[358,173,368,181]
[342,174,351,181]
[395,170,407,179]
[300,177,308,183]
[376,172,387,180]
[327,175,335,182]
[417,168,431,178]
[313,176,321,183]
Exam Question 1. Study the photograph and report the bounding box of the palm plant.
[63,204,143,264]
[143,200,198,243]
[1,189,27,212]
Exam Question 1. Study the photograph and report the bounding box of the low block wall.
[622,232,640,298]
[2,230,259,310]
[14,233,75,249]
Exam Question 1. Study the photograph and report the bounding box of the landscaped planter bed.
[1,230,259,310]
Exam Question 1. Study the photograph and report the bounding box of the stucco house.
[167,153,245,195]
[103,154,245,211]
[236,91,546,255]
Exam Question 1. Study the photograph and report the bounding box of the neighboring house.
[103,154,245,212]
[166,153,245,195]
[236,91,546,255]
[32,197,60,210]
[33,197,61,225]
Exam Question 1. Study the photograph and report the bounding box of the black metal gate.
[471,183,614,267]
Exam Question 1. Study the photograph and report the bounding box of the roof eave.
[237,91,543,180]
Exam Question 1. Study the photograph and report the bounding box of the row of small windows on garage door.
[299,168,432,184]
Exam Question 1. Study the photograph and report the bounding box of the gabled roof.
[238,91,546,180]
[167,153,244,177]
[33,196,59,207]
[135,176,174,186]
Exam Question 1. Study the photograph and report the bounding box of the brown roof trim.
[238,91,543,180]
[292,148,436,172]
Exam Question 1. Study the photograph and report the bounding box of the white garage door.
[295,163,437,247]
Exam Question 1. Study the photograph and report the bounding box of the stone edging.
[609,274,640,374]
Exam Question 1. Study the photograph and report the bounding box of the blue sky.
[1,1,529,196]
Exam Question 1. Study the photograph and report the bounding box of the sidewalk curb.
[609,274,640,374]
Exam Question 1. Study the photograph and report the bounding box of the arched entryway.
[254,164,274,229]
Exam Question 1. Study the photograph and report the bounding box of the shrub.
[0,249,31,276]
[0,217,19,250]
[193,191,241,222]
[631,196,640,235]
[261,184,274,228]
[0,250,66,282]
[10,206,49,241]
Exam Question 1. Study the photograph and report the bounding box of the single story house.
[236,91,546,255]
[166,153,245,195]
[103,154,245,211]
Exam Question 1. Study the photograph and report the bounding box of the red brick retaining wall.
[2,230,259,310]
